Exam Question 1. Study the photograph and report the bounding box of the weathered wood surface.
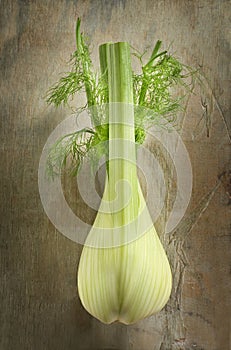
[0,1,230,349]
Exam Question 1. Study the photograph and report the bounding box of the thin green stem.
[76,18,95,107]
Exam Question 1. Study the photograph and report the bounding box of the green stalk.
[138,40,167,106]
[76,18,95,107]
[99,42,139,232]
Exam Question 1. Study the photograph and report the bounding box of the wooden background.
[0,1,230,349]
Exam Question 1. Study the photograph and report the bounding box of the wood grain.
[0,1,230,349]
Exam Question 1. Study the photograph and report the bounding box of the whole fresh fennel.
[46,19,194,324]
[77,42,172,324]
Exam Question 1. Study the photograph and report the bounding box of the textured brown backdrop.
[0,1,230,350]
